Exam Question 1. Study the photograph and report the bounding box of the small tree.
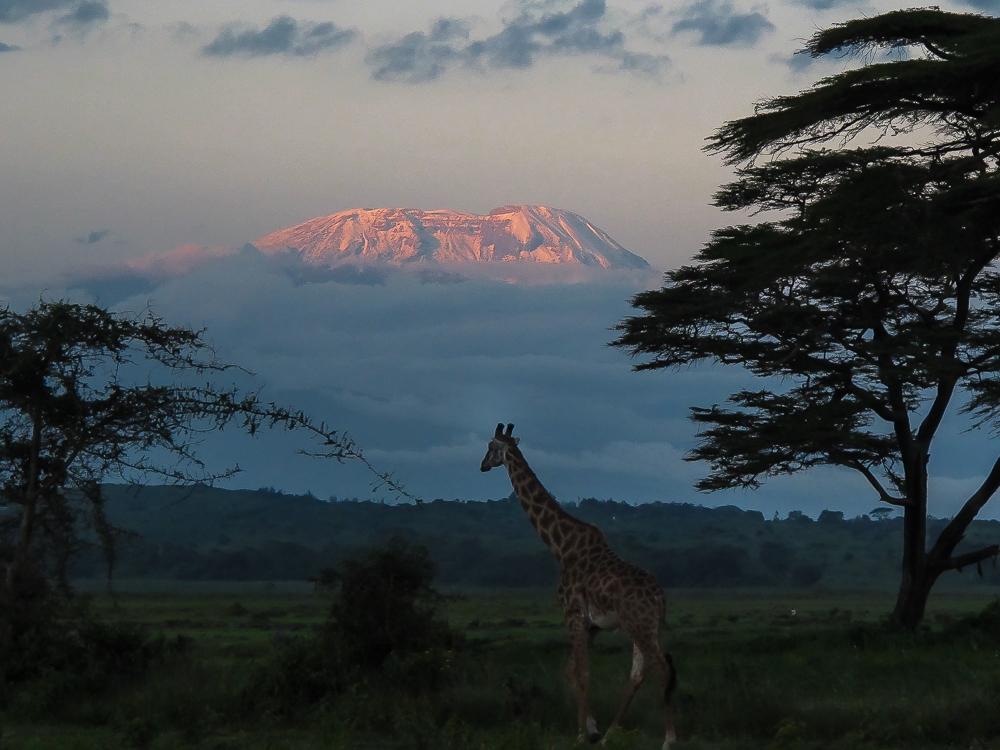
[615,9,1000,628]
[315,537,454,669]
[0,300,411,615]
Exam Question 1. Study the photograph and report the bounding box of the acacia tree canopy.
[614,9,1000,629]
[0,300,412,606]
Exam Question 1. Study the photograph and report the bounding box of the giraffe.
[480,423,677,749]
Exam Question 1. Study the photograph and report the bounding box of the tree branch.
[937,544,999,575]
[915,250,995,446]
[846,459,909,506]
[238,404,421,504]
[841,380,904,423]
[927,454,1000,566]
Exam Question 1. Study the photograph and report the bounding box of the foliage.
[0,300,415,650]
[614,9,1000,628]
[242,539,461,718]
[940,596,1000,644]
[74,485,1000,591]
[0,595,181,721]
[318,536,458,670]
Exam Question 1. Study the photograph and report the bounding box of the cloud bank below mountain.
[5,247,995,522]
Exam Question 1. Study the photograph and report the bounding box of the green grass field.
[3,585,1000,750]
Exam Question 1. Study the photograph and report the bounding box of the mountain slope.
[254,205,649,270]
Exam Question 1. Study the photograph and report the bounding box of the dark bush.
[0,593,174,719]
[240,632,348,717]
[244,538,461,717]
[942,598,1000,644]
[321,536,459,670]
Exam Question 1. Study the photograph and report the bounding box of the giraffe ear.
[494,423,504,438]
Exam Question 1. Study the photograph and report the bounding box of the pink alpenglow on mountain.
[253,205,649,270]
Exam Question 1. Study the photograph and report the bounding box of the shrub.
[0,591,177,719]
[942,598,1000,644]
[320,536,459,670]
[244,538,462,717]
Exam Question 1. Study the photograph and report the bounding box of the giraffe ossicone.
[481,423,677,748]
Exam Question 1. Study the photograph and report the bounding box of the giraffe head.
[480,422,520,472]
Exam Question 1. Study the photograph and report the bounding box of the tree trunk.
[4,410,42,599]
[890,474,930,630]
[889,453,1000,629]
[890,562,937,630]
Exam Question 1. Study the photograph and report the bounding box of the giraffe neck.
[502,446,587,559]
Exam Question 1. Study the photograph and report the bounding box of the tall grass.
[3,593,1000,749]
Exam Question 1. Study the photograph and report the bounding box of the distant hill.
[253,205,650,270]
[72,485,1000,592]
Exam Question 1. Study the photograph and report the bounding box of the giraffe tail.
[664,652,678,699]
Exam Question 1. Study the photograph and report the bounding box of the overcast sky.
[1,0,999,520]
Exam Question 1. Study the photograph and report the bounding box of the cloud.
[417,268,467,285]
[60,240,656,306]
[131,261,709,505]
[367,0,670,83]
[671,0,774,47]
[280,260,391,287]
[0,0,74,23]
[468,0,623,68]
[63,244,239,304]
[367,18,468,83]
[202,15,357,58]
[628,3,669,43]
[75,229,111,244]
[57,235,659,311]
[790,0,855,8]
[955,0,1000,12]
[67,272,157,307]
[780,50,817,72]
[9,250,1000,520]
[0,40,18,50]
[55,0,107,27]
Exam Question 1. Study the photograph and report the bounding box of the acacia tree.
[614,9,1000,629]
[0,300,411,610]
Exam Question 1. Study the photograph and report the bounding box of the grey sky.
[7,0,984,277]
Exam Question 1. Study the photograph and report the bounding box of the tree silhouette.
[0,300,413,614]
[615,9,1000,629]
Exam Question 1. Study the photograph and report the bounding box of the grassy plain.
[3,585,1000,750]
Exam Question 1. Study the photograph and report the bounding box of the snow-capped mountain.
[253,205,649,270]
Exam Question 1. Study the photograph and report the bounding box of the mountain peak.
[253,205,649,270]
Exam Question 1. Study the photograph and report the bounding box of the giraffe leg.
[602,643,645,742]
[565,610,600,744]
